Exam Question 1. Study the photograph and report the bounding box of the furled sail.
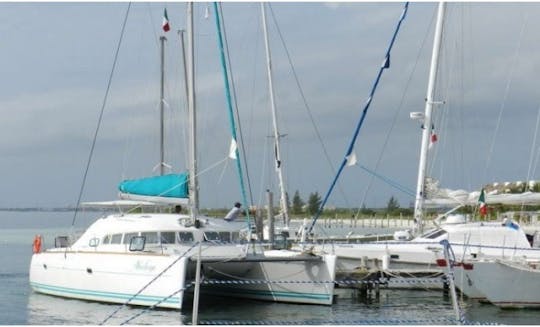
[118,173,189,204]
[423,178,540,207]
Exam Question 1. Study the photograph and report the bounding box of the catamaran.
[29,4,336,310]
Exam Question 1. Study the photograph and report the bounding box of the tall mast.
[187,3,199,218]
[159,35,167,176]
[413,2,445,234]
[260,3,289,226]
[178,29,189,117]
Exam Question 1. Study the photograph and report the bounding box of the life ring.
[33,235,42,254]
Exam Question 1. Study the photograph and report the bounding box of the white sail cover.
[424,178,540,207]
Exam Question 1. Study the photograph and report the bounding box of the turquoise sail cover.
[118,173,189,198]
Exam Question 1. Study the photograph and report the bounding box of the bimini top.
[118,173,189,205]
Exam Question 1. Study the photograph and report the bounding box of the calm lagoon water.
[2,211,540,325]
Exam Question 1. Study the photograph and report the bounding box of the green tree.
[386,196,400,214]
[307,192,322,215]
[291,190,304,215]
[360,204,375,215]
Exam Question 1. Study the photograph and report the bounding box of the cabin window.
[141,232,159,244]
[102,235,111,244]
[218,232,231,242]
[111,234,122,244]
[160,232,176,244]
[129,236,146,252]
[88,238,100,247]
[178,232,194,243]
[204,232,221,242]
[424,229,447,239]
[123,232,139,244]
[231,232,240,242]
[55,236,69,248]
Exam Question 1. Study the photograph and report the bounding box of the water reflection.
[27,292,186,325]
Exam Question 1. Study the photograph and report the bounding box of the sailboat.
[451,256,540,308]
[29,4,336,310]
[308,2,540,285]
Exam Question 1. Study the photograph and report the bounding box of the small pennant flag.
[229,138,238,159]
[429,132,438,149]
[346,152,357,167]
[382,55,390,69]
[162,8,170,32]
[478,188,487,216]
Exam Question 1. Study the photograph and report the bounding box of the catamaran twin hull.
[196,251,336,305]
[30,250,336,308]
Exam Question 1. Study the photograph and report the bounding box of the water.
[3,211,540,325]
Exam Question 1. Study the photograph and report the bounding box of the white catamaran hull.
[200,251,336,305]
[30,251,188,309]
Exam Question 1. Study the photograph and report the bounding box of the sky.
[2,2,540,210]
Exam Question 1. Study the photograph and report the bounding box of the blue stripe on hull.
[201,285,332,304]
[30,282,181,307]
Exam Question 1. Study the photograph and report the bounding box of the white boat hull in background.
[469,259,540,308]
[451,263,486,300]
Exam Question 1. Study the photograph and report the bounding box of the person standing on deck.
[224,202,242,221]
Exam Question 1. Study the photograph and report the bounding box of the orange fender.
[32,235,42,254]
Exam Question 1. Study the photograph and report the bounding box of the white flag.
[346,152,357,166]
[229,138,238,159]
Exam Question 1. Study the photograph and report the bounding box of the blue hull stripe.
[31,282,330,304]
[203,286,331,301]
[30,282,180,304]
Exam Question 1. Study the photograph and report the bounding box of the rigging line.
[120,286,190,325]
[450,6,470,190]
[267,4,351,208]
[522,102,540,211]
[358,164,416,197]
[524,67,540,191]
[218,4,255,206]
[356,5,437,218]
[483,10,529,184]
[100,242,199,325]
[248,5,263,207]
[257,127,270,209]
[430,34,452,181]
[308,2,410,235]
[213,2,251,227]
[121,157,229,215]
[70,2,132,227]
[457,4,470,191]
[145,2,160,50]
[175,29,190,171]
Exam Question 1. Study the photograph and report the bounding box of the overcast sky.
[2,2,540,210]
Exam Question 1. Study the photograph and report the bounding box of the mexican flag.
[162,8,170,32]
[478,188,487,216]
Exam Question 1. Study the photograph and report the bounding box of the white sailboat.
[458,258,540,308]
[29,4,336,310]
[311,2,540,286]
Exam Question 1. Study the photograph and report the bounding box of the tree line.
[290,191,413,216]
